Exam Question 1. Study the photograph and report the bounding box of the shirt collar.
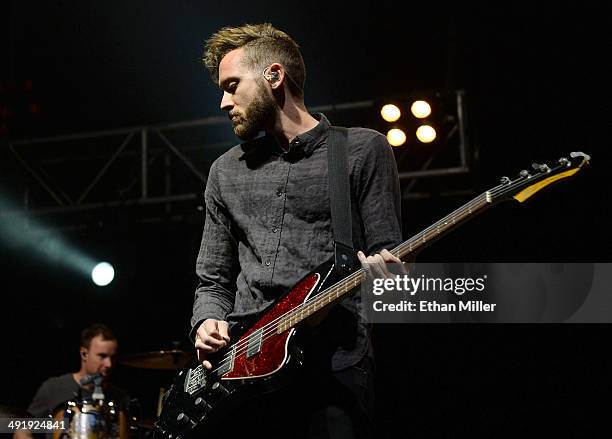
[286,113,330,158]
[240,113,330,163]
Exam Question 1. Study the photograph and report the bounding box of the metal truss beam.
[1,94,472,226]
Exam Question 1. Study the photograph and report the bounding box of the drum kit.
[52,400,129,439]
[47,349,192,439]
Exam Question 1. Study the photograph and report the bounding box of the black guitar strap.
[327,126,358,275]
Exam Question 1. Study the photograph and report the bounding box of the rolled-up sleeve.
[190,160,239,340]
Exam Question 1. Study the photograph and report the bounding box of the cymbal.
[119,349,192,370]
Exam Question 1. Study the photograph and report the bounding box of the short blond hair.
[203,23,305,97]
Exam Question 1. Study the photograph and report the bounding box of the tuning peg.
[558,157,570,166]
[570,151,591,161]
[500,176,511,184]
[519,170,531,178]
[531,162,551,172]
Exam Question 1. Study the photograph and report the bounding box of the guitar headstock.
[488,151,590,204]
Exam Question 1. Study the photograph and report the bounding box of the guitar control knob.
[194,397,212,412]
[211,381,230,396]
[176,413,195,426]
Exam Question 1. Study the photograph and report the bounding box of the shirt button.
[272,228,278,233]
[265,261,271,266]
[276,190,283,197]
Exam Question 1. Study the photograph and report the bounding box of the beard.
[230,85,276,140]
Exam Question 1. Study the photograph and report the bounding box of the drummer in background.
[14,323,129,439]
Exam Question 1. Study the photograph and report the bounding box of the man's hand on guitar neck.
[195,319,231,370]
[357,248,407,279]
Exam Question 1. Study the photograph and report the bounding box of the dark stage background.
[1,2,611,437]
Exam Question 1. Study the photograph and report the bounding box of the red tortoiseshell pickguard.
[222,273,320,380]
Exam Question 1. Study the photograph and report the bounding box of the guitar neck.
[394,189,493,259]
[276,189,495,332]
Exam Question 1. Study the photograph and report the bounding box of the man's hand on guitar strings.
[357,249,406,280]
[195,319,231,370]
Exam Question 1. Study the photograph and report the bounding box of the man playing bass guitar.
[191,23,402,439]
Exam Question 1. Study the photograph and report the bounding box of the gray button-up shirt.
[191,114,402,370]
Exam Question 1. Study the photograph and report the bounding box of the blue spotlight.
[92,262,115,286]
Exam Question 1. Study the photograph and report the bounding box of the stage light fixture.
[387,128,407,147]
[410,100,432,119]
[416,125,437,143]
[92,262,115,286]
[381,104,401,122]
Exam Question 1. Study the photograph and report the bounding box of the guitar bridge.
[184,366,206,395]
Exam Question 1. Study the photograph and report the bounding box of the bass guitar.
[155,151,590,439]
